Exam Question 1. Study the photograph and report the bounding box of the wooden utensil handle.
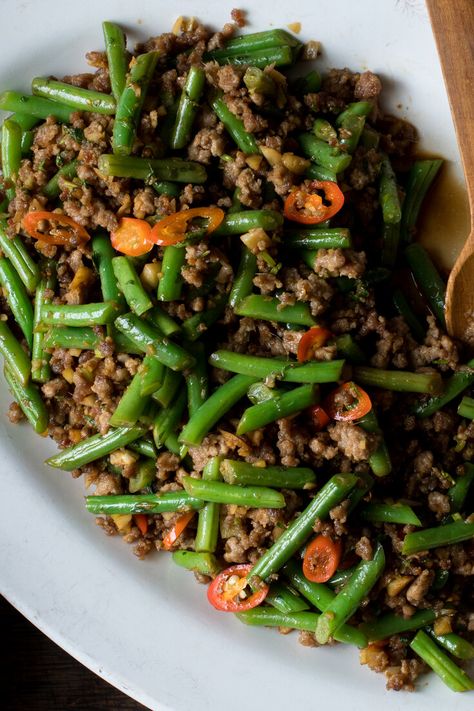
[426,0,474,213]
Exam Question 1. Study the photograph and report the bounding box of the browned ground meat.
[3,14,472,695]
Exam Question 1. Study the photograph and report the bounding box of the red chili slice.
[207,563,269,612]
[283,181,344,225]
[297,326,333,363]
[325,381,372,421]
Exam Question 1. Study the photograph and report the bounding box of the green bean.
[111,330,143,354]
[360,125,380,149]
[179,374,258,446]
[153,389,186,447]
[305,163,337,182]
[337,101,373,121]
[91,233,124,304]
[114,312,195,371]
[152,181,181,197]
[266,582,310,614]
[381,213,401,267]
[401,159,443,243]
[157,246,185,302]
[327,567,356,589]
[286,227,352,251]
[458,395,474,419]
[247,382,280,404]
[248,474,358,584]
[221,459,316,489]
[234,294,315,326]
[354,365,443,394]
[0,319,30,386]
[427,630,474,661]
[207,45,294,69]
[298,133,352,173]
[17,127,33,154]
[31,267,56,383]
[335,334,366,365]
[98,154,207,183]
[129,437,157,460]
[40,301,122,327]
[392,288,426,342]
[43,160,78,200]
[0,220,40,294]
[410,630,474,692]
[229,248,256,308]
[335,102,372,153]
[405,243,446,329]
[379,155,401,225]
[186,342,208,417]
[112,256,152,316]
[313,118,337,143]
[449,464,474,513]
[43,326,101,350]
[210,350,345,384]
[356,409,392,477]
[110,356,163,427]
[209,29,300,55]
[236,607,320,632]
[413,358,474,418]
[4,365,48,434]
[0,258,34,349]
[293,70,321,96]
[8,113,40,131]
[46,425,146,470]
[402,520,474,555]
[283,559,368,647]
[128,458,156,494]
[315,543,385,644]
[210,94,260,155]
[32,77,116,115]
[359,502,421,525]
[112,51,158,155]
[194,456,222,553]
[360,609,437,642]
[237,383,318,435]
[182,475,285,509]
[0,91,74,123]
[170,66,206,150]
[152,368,182,408]
[346,472,374,514]
[214,209,283,236]
[243,67,277,97]
[102,21,128,102]
[172,550,221,577]
[182,296,227,341]
[146,306,181,338]
[2,119,22,201]
[86,490,204,515]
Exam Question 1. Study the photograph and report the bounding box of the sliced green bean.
[0,319,30,386]
[112,256,152,316]
[392,288,426,342]
[356,409,392,477]
[182,296,227,342]
[293,70,321,96]
[315,543,385,644]
[313,118,337,143]
[110,355,163,427]
[152,368,182,408]
[359,502,421,526]
[248,474,358,584]
[405,243,446,329]
[360,609,437,642]
[354,365,442,394]
[0,220,40,294]
[152,389,186,447]
[32,77,115,115]
[413,358,474,418]
[31,267,56,383]
[266,582,310,614]
[298,133,352,173]
[4,365,48,434]
[234,294,315,326]
[46,425,146,470]
[172,550,221,577]
[247,382,280,404]
[0,91,74,123]
[427,630,474,661]
[182,475,285,509]
[2,119,22,201]
[210,94,260,155]
[305,163,337,182]
[102,21,128,102]
[9,113,40,131]
[214,210,283,236]
[208,45,294,69]
[157,246,185,302]
[128,458,156,494]
[401,159,443,243]
[236,607,319,632]
[210,350,345,384]
[179,374,258,446]
[40,301,122,328]
[221,459,316,489]
[243,67,278,97]
[171,66,206,150]
[449,464,474,513]
[237,383,318,435]
[379,155,401,225]
[91,233,124,304]
[335,334,366,365]
[208,29,300,55]
[20,129,34,155]
[98,154,207,183]
[381,222,401,269]
[146,306,180,337]
[43,160,78,200]
[410,630,474,692]
[0,257,34,349]
[335,102,372,153]
[152,181,181,197]
[129,437,157,460]
[186,342,208,417]
[229,248,257,308]
[195,456,222,553]
[285,227,352,250]
[43,326,101,350]
[402,519,474,554]
[86,490,203,515]
[458,395,474,419]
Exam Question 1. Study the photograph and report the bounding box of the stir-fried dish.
[0,13,472,693]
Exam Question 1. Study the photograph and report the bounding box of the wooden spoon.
[426,0,474,342]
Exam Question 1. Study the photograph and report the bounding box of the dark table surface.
[1,595,149,711]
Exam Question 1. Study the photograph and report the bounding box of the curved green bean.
[46,425,146,470]
[182,475,285,509]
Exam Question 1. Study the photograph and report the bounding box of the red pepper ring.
[23,211,90,246]
[297,326,333,363]
[149,206,225,246]
[207,563,269,612]
[283,180,344,225]
[309,405,331,431]
[325,381,372,422]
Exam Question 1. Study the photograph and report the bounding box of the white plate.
[0,1,471,709]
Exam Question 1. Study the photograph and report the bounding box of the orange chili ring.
[309,405,331,431]
[162,511,195,550]
[303,535,343,583]
[110,217,154,256]
[207,563,269,612]
[283,180,344,225]
[325,381,372,421]
[134,514,149,536]
[297,326,333,363]
[149,207,225,246]
[23,211,90,246]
